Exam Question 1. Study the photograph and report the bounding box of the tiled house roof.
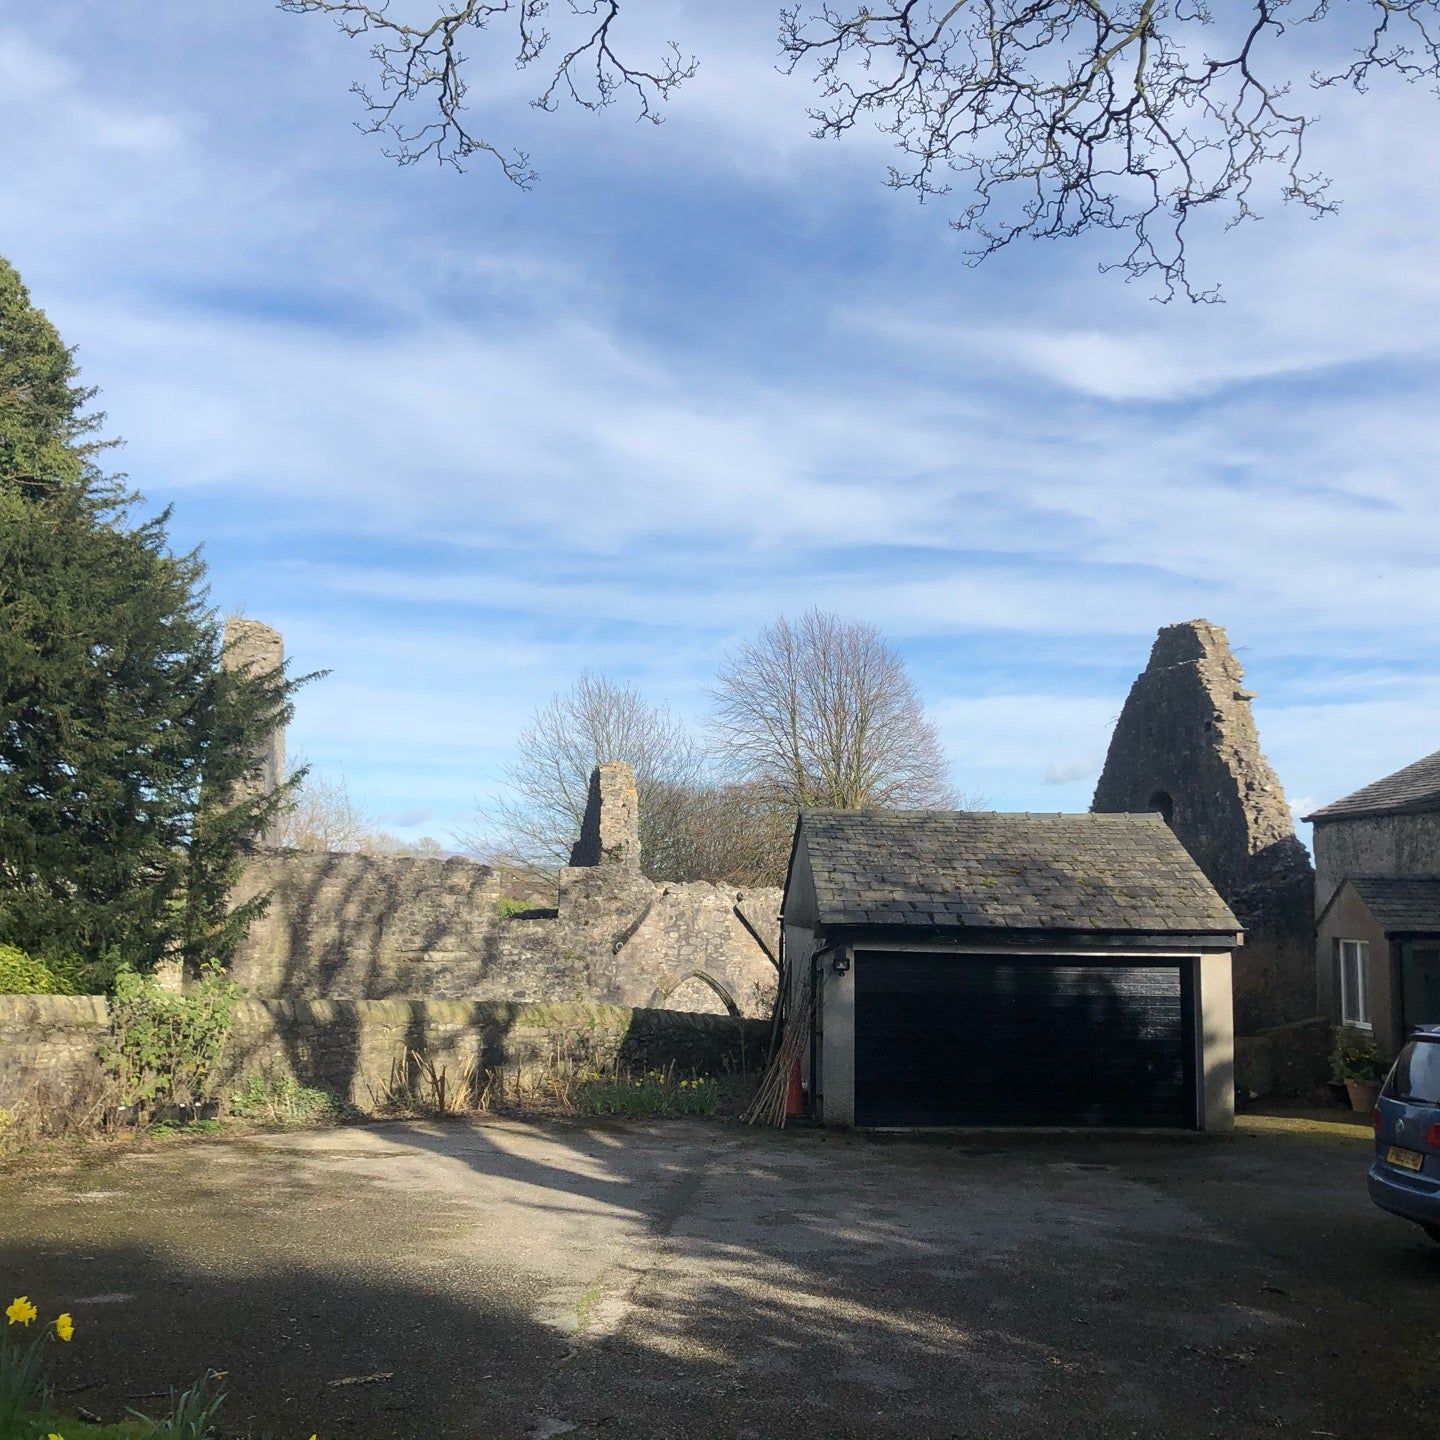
[796,810,1240,936]
[1348,878,1440,935]
[1304,749,1440,822]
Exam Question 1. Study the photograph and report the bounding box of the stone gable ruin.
[1092,619,1315,1030]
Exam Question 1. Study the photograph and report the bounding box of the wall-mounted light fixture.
[831,951,851,975]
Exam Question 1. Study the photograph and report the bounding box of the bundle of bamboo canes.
[742,983,814,1128]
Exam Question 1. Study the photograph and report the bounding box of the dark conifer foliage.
[0,258,309,976]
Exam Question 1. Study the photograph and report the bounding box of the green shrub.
[0,945,77,995]
[1330,1027,1389,1084]
[0,944,127,995]
[494,897,530,919]
[229,1070,347,1125]
[102,964,239,1116]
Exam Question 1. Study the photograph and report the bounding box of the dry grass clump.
[370,1048,730,1121]
[0,1058,120,1155]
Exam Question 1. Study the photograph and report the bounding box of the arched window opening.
[660,973,741,1019]
[1148,789,1176,827]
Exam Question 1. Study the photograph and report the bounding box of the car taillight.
[1426,1123,1440,1149]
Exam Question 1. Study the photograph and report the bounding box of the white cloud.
[6,1,1440,837]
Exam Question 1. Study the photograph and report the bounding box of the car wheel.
[1422,1224,1440,1245]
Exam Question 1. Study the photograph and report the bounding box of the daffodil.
[5,1295,37,1326]
[48,1432,64,1440]
[54,1312,74,1341]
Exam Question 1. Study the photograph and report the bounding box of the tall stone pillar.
[221,618,286,844]
[569,761,641,869]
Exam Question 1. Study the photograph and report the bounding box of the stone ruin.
[226,710,782,1017]
[221,617,286,845]
[1092,619,1315,1031]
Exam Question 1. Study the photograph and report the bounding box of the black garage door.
[853,951,1196,1128]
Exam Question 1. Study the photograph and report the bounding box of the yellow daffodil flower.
[5,1295,38,1326]
[54,1312,74,1341]
[48,1433,64,1440]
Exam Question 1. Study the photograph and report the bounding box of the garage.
[853,951,1195,1127]
[781,810,1240,1132]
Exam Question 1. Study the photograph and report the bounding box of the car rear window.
[1384,1040,1440,1104]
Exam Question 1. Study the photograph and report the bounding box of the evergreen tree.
[0,257,307,976]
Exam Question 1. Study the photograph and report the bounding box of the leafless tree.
[275,760,448,854]
[712,609,956,812]
[647,777,797,887]
[277,0,696,181]
[280,0,1440,298]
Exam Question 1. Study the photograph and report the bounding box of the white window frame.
[1339,939,1372,1029]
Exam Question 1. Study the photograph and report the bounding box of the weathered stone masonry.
[1093,620,1316,1031]
[221,617,286,846]
[0,995,767,1111]
[229,757,783,1019]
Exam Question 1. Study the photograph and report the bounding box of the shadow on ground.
[3,1116,1438,1440]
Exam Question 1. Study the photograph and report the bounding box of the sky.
[3,1,1439,848]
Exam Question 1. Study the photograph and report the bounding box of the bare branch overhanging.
[281,0,1440,298]
[278,0,698,183]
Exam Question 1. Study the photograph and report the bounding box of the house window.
[1339,940,1371,1029]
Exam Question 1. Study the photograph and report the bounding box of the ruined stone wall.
[228,853,571,1001]
[1093,620,1316,1031]
[228,850,781,1018]
[0,996,767,1111]
[227,763,782,1018]
[214,619,781,1018]
[1312,812,1440,916]
[555,864,780,1017]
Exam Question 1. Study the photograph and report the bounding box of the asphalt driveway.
[2,1115,1435,1440]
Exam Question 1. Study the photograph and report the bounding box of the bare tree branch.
[278,0,698,180]
[778,0,1361,299]
[279,0,1440,296]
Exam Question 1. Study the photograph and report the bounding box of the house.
[1304,749,1440,1053]
[782,810,1241,1132]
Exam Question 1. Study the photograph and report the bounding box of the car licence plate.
[1387,1145,1425,1172]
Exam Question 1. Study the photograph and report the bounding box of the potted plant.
[1330,1029,1389,1112]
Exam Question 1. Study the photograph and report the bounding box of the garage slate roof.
[1303,748,1440,822]
[797,810,1240,936]
[1347,877,1440,935]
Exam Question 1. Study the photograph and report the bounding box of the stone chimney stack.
[221,617,286,841]
[569,762,641,869]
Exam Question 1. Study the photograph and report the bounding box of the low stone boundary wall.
[1235,1016,1332,1099]
[0,996,768,1111]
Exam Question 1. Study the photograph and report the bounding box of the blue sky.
[4,2,1439,846]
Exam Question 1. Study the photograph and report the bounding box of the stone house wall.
[1312,811,1440,917]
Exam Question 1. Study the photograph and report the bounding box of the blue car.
[1370,1026,1440,1243]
